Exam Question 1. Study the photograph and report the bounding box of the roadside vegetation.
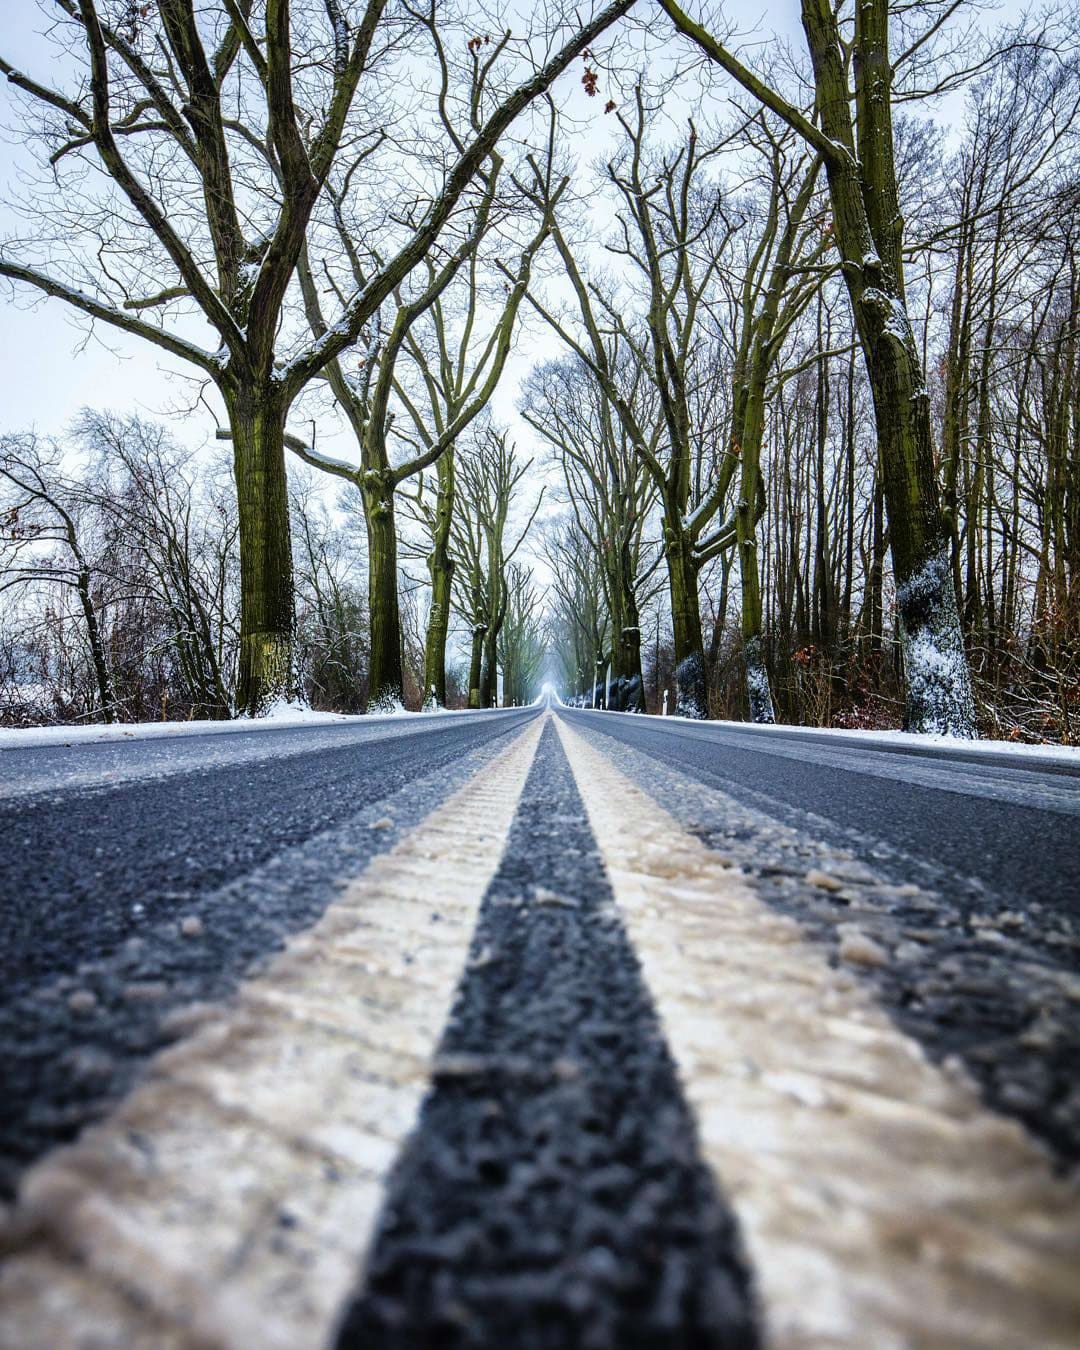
[1,0,1076,741]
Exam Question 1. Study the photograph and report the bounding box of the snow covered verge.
[600,706,1080,772]
[0,703,495,751]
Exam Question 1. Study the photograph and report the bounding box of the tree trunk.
[737,375,776,723]
[469,633,486,707]
[618,532,646,711]
[362,469,405,712]
[664,510,707,718]
[76,564,116,723]
[481,625,499,707]
[618,617,645,712]
[802,0,976,736]
[423,451,455,708]
[227,387,296,716]
[857,301,976,734]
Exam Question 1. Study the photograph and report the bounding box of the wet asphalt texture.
[0,712,534,1198]
[337,723,759,1350]
[564,711,1080,1168]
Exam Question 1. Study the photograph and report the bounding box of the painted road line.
[558,712,1080,1169]
[336,718,759,1347]
[0,715,545,1350]
[555,713,1080,1350]
[0,711,539,1199]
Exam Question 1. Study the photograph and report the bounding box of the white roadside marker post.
[662,690,669,717]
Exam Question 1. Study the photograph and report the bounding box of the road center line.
[554,713,1080,1350]
[0,715,545,1350]
[335,716,759,1348]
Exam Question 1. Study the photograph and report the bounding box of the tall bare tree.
[0,434,117,721]
[451,428,542,707]
[661,0,982,732]
[0,0,635,713]
[523,352,659,710]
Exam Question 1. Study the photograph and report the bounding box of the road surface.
[1,704,1078,1348]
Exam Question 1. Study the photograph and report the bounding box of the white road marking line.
[0,716,545,1350]
[555,714,1080,1350]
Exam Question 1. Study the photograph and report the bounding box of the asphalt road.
[561,706,1080,1168]
[2,704,1079,1348]
[0,709,535,1195]
[561,707,1080,910]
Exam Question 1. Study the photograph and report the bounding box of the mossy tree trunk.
[226,385,296,717]
[664,509,709,718]
[468,616,487,709]
[816,22,970,727]
[661,0,976,736]
[480,630,497,707]
[423,450,455,708]
[614,535,646,711]
[736,381,775,724]
[806,0,974,734]
[362,467,405,712]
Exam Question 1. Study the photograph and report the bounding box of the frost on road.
[1,708,1079,1349]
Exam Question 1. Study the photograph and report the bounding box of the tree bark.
[664,509,708,717]
[468,615,486,709]
[362,468,405,711]
[736,356,776,723]
[481,625,499,707]
[423,451,455,709]
[617,573,646,712]
[737,444,775,722]
[226,386,296,716]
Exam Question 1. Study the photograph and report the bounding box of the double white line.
[3,711,1078,1349]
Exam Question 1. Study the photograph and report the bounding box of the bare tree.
[0,433,116,720]
[290,472,368,711]
[0,0,635,713]
[523,352,659,711]
[451,427,542,707]
[660,0,988,733]
[288,116,563,707]
[522,96,741,715]
[81,411,238,717]
[499,563,546,706]
[541,515,608,704]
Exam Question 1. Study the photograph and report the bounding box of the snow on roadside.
[583,704,1080,771]
[0,703,490,751]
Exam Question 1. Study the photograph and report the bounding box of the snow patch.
[744,636,776,725]
[896,550,976,738]
[675,653,706,720]
[0,705,510,750]
[365,688,409,717]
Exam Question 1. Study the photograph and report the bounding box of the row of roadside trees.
[2,0,1075,736]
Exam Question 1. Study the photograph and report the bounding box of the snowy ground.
[0,703,494,751]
